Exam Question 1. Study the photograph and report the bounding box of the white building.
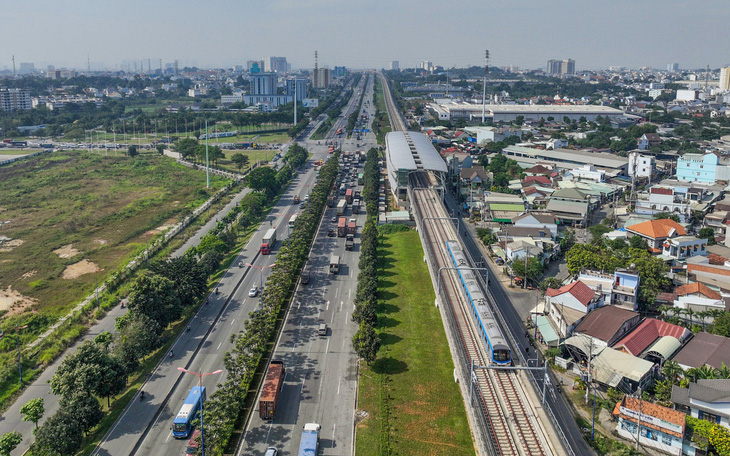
[512,212,558,238]
[720,67,730,92]
[469,126,523,144]
[570,164,605,182]
[676,89,699,101]
[628,152,655,179]
[221,93,244,104]
[389,60,400,71]
[544,280,603,337]
[662,235,708,260]
[0,88,32,111]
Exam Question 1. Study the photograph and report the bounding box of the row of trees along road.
[5,146,313,455]
[351,148,382,364]
[199,148,339,455]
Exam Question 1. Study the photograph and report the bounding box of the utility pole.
[205,120,210,189]
[482,50,489,124]
[635,387,643,451]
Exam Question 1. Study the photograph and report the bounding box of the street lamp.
[177,367,223,456]
[245,263,276,309]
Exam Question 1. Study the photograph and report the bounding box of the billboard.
[303,98,319,108]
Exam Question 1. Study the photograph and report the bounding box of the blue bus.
[172,386,206,439]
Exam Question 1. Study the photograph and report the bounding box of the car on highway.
[327,228,336,237]
[330,216,337,223]
[264,447,278,456]
[248,287,259,297]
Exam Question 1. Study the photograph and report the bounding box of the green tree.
[20,398,44,429]
[126,272,182,330]
[127,145,138,157]
[629,235,649,250]
[698,227,717,245]
[711,311,730,338]
[559,228,576,251]
[511,256,544,286]
[653,212,681,223]
[32,411,83,456]
[588,223,612,244]
[352,322,380,365]
[231,152,249,172]
[150,256,208,307]
[175,138,199,160]
[62,394,103,435]
[156,144,165,155]
[197,232,228,254]
[246,166,279,195]
[0,432,22,456]
[662,359,684,385]
[539,277,564,292]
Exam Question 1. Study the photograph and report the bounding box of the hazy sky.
[3,0,729,71]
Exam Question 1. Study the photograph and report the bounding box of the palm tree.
[698,365,716,380]
[662,360,684,385]
[697,310,710,331]
[685,308,695,329]
[715,363,730,380]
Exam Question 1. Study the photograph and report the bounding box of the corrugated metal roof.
[645,336,681,360]
[593,347,654,386]
[385,131,447,173]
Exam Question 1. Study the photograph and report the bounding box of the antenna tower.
[481,49,489,123]
[12,55,16,78]
[87,53,91,73]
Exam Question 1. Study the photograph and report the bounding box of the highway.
[92,73,372,455]
[238,72,377,456]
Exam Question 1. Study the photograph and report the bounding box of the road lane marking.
[217,342,222,350]
[332,423,336,447]
[298,300,302,309]
[326,338,330,354]
[344,312,348,324]
[348,289,351,299]
[326,300,330,311]
[230,319,235,326]
[340,301,343,312]
[335,287,339,298]
[337,378,341,395]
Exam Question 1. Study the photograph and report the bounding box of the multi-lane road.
[91,73,375,456]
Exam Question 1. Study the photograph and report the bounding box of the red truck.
[345,188,353,204]
[337,217,347,237]
[259,361,285,420]
[347,218,356,235]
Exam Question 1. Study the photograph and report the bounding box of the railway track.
[410,172,548,456]
[379,71,550,455]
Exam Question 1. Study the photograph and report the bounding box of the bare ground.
[0,286,36,315]
[53,244,81,259]
[61,259,100,280]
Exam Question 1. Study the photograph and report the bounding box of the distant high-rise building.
[333,66,346,77]
[247,60,264,74]
[0,88,32,111]
[546,59,575,75]
[251,73,277,95]
[666,63,680,72]
[418,61,434,73]
[720,67,730,92]
[389,60,399,71]
[265,57,288,73]
[286,78,308,101]
[19,62,35,74]
[314,68,331,88]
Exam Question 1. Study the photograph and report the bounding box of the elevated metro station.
[385,131,447,204]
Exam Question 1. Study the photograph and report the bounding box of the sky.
[3,0,729,72]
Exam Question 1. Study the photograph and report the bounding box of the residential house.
[703,211,729,236]
[512,212,558,238]
[672,332,730,371]
[672,379,730,454]
[544,280,603,337]
[673,282,727,326]
[460,166,488,187]
[592,347,655,392]
[612,318,691,365]
[637,132,662,150]
[634,185,713,222]
[625,219,687,253]
[471,126,523,144]
[578,269,641,310]
[570,305,642,349]
[546,187,597,227]
[523,164,558,177]
[629,152,657,179]
[686,255,730,292]
[505,239,544,262]
[662,235,708,261]
[569,164,606,182]
[614,396,686,455]
[522,175,553,187]
[676,152,723,184]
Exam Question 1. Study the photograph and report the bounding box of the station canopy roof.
[385,131,447,174]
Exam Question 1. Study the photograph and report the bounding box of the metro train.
[446,240,512,365]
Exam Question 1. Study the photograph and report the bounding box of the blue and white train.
[446,240,512,365]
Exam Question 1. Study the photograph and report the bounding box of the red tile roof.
[626,219,686,240]
[708,253,727,265]
[545,280,595,307]
[523,175,552,185]
[612,318,691,356]
[618,396,685,438]
[650,187,673,195]
[675,282,722,300]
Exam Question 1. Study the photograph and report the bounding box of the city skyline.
[2,0,730,71]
